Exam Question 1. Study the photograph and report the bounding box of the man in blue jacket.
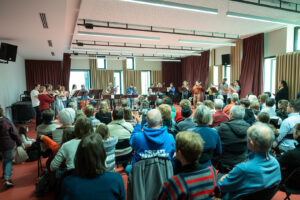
[126,83,135,109]
[130,109,175,164]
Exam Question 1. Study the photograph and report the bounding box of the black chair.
[237,184,279,200]
[280,167,300,200]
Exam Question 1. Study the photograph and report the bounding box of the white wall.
[71,57,162,71]
[265,28,287,57]
[0,54,26,109]
[215,46,231,65]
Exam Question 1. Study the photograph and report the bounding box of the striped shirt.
[158,164,217,200]
[103,136,118,172]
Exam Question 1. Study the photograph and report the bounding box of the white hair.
[193,105,213,125]
[217,95,224,100]
[214,99,223,110]
[230,105,245,120]
[248,95,258,103]
[58,108,75,125]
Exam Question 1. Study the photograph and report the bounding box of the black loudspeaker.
[222,54,230,65]
[0,43,18,62]
[12,101,35,123]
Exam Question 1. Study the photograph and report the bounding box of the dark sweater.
[61,171,125,200]
[95,112,112,125]
[0,117,22,151]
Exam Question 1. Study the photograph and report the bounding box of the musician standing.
[219,78,229,103]
[106,82,118,110]
[193,81,202,108]
[126,83,135,109]
[80,84,89,110]
[167,83,175,100]
[181,81,189,100]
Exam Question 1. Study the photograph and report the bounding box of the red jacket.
[38,94,55,111]
[211,110,229,127]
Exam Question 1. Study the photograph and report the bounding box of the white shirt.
[30,89,40,107]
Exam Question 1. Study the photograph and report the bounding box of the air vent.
[48,40,53,47]
[77,42,84,46]
[51,52,55,56]
[39,13,48,29]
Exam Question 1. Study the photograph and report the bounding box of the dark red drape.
[62,53,71,91]
[25,60,63,90]
[162,61,182,89]
[239,33,264,98]
[181,50,210,101]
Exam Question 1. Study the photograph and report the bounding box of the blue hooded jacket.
[130,124,175,164]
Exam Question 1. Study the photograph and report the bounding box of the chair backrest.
[237,184,279,200]
[127,157,173,200]
[116,138,130,150]
[283,166,300,189]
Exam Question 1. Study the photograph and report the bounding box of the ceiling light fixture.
[157,52,201,56]
[179,39,236,46]
[144,58,181,62]
[226,11,300,26]
[77,31,160,41]
[71,48,132,54]
[121,0,218,14]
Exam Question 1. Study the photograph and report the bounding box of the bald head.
[146,109,162,128]
[247,123,275,152]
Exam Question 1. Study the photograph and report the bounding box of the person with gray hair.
[219,123,281,200]
[130,109,175,165]
[223,93,240,115]
[211,99,229,127]
[214,105,250,172]
[188,105,222,167]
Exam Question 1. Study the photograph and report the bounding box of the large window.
[264,58,276,95]
[141,71,151,95]
[223,65,231,84]
[97,56,107,69]
[69,70,90,90]
[114,71,123,94]
[213,66,219,86]
[295,26,300,51]
[126,57,135,70]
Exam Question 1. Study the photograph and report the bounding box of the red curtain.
[25,60,63,90]
[63,53,71,91]
[181,50,210,101]
[239,33,264,97]
[162,61,182,89]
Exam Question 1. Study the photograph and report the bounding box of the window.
[223,65,231,85]
[126,57,135,70]
[69,70,90,90]
[97,56,107,69]
[141,71,151,95]
[264,58,276,95]
[213,66,219,86]
[295,27,300,51]
[114,71,123,94]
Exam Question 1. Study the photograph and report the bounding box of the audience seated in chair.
[177,105,197,131]
[211,99,229,127]
[163,97,176,120]
[257,112,279,138]
[219,123,281,200]
[108,108,133,161]
[95,101,112,125]
[275,99,300,152]
[158,104,179,137]
[240,98,256,125]
[123,107,136,128]
[278,123,300,188]
[175,99,191,124]
[188,105,222,167]
[95,123,118,172]
[60,133,125,200]
[214,105,250,172]
[261,98,277,117]
[84,105,100,128]
[50,117,93,173]
[223,93,239,116]
[157,131,217,200]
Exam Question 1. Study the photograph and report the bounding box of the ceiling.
[0,0,300,60]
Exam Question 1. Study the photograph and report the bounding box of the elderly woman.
[158,104,178,137]
[188,105,222,167]
[0,106,22,187]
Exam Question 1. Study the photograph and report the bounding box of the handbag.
[15,146,29,164]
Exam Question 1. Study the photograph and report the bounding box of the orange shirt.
[223,102,235,116]
[193,85,202,94]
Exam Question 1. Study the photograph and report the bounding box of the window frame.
[213,65,219,86]
[294,26,300,52]
[113,70,123,94]
[96,56,107,69]
[223,65,231,84]
[263,57,276,95]
[141,70,151,95]
[126,57,135,70]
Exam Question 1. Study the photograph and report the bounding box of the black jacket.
[95,112,112,125]
[215,119,250,168]
[244,109,255,125]
[0,117,22,151]
[275,87,289,103]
